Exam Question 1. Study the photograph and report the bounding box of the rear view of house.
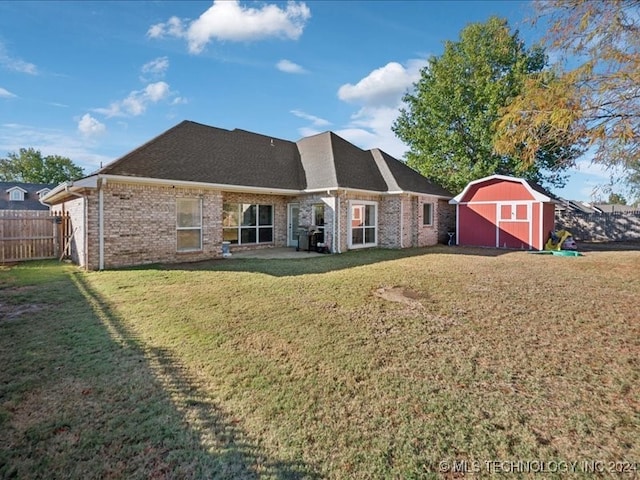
[450,174,556,250]
[43,121,452,269]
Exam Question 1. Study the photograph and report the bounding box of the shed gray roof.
[96,120,451,197]
[1,182,54,211]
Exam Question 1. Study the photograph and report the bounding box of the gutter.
[100,174,301,196]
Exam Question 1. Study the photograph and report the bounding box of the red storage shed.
[449,175,556,250]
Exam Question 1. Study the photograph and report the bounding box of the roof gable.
[450,174,553,204]
[371,149,452,197]
[297,132,387,192]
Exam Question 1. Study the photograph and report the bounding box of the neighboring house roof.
[592,203,638,213]
[449,174,555,204]
[1,181,55,211]
[556,199,600,213]
[80,120,452,198]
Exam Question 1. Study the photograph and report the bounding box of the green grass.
[1,246,639,479]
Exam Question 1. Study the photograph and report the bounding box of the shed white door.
[497,203,532,249]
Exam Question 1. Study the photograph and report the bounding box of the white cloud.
[338,59,425,107]
[290,109,330,127]
[573,157,613,178]
[337,106,410,158]
[171,96,188,105]
[148,0,311,54]
[140,56,169,81]
[95,81,172,118]
[77,114,106,137]
[147,16,184,39]
[277,59,307,74]
[330,59,429,158]
[0,123,111,173]
[0,87,16,98]
[0,42,38,75]
[144,81,170,102]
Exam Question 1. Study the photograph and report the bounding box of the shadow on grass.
[153,245,512,277]
[0,262,318,479]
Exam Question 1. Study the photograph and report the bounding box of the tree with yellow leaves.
[495,0,640,196]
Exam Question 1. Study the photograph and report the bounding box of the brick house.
[43,121,452,270]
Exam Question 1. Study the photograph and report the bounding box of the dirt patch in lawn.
[374,286,424,307]
[0,302,47,321]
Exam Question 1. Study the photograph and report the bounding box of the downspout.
[415,196,420,247]
[336,191,341,253]
[399,195,404,248]
[455,204,460,246]
[330,190,337,254]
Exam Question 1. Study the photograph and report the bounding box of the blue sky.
[0,0,615,201]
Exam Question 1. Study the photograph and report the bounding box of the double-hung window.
[423,203,434,226]
[349,201,377,248]
[223,203,274,244]
[176,198,202,251]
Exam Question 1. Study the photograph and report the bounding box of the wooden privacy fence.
[0,212,71,263]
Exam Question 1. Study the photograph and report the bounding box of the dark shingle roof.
[100,121,306,190]
[97,120,452,197]
[297,132,388,192]
[371,149,452,196]
[0,182,54,211]
[528,181,561,202]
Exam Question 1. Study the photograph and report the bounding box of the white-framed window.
[313,204,325,227]
[8,188,25,201]
[176,198,202,251]
[348,200,377,248]
[223,203,274,244]
[423,203,434,226]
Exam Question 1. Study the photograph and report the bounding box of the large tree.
[0,148,84,184]
[393,17,577,194]
[495,0,640,196]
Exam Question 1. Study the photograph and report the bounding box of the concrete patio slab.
[227,247,329,259]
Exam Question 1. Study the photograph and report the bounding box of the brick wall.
[222,192,291,251]
[97,182,223,269]
[415,195,441,247]
[438,200,456,244]
[51,196,87,267]
[334,192,444,250]
[51,181,455,268]
[297,194,336,250]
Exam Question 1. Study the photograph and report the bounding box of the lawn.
[1,246,639,479]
